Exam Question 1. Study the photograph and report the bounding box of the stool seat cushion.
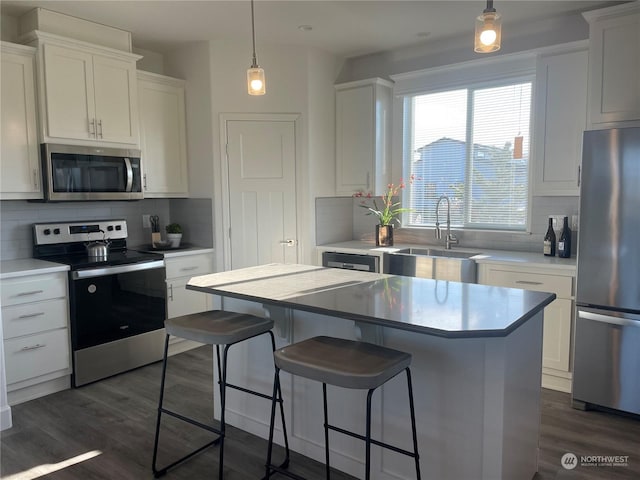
[274,336,411,390]
[165,311,274,345]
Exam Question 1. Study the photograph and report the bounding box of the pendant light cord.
[251,0,258,68]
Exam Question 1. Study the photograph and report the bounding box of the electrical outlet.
[571,214,578,231]
[142,214,151,229]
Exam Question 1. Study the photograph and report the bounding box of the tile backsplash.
[0,198,213,261]
[316,195,579,254]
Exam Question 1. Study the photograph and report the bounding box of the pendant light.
[474,0,502,53]
[247,0,265,95]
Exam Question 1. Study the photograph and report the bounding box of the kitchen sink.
[386,248,480,283]
[392,247,480,259]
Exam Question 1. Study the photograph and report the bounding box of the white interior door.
[225,117,298,269]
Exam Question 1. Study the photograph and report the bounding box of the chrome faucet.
[435,195,458,249]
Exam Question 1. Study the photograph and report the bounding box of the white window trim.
[391,53,537,233]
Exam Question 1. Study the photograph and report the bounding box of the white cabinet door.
[138,72,188,197]
[93,55,139,144]
[541,298,572,372]
[38,38,139,146]
[335,78,392,196]
[42,43,95,141]
[477,263,575,392]
[0,43,41,199]
[584,5,640,127]
[533,47,588,196]
[167,277,210,319]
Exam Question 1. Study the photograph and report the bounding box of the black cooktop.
[41,249,164,270]
[34,238,163,270]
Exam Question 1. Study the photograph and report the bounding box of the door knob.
[279,239,296,246]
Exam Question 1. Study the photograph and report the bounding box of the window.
[404,80,532,231]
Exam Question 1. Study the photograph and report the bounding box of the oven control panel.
[33,219,128,245]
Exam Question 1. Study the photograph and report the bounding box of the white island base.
[216,302,543,480]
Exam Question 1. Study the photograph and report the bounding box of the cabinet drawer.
[165,253,214,279]
[4,328,70,385]
[483,267,573,297]
[2,298,68,339]
[1,273,67,306]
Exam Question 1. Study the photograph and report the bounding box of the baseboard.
[7,376,70,406]
[168,338,203,356]
[0,404,12,431]
[542,373,572,393]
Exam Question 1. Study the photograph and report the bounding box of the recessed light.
[298,25,313,32]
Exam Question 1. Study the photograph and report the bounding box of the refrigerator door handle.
[578,309,640,327]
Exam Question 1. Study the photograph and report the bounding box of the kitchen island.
[187,263,555,480]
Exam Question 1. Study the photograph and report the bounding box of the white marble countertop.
[0,259,70,279]
[317,241,576,272]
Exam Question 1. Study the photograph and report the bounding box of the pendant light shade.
[474,0,502,53]
[247,0,265,95]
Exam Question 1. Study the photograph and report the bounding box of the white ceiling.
[0,1,622,58]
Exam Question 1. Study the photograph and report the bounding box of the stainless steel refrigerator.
[573,126,640,415]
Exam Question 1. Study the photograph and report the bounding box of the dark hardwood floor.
[1,346,638,479]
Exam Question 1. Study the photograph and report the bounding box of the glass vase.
[376,224,394,247]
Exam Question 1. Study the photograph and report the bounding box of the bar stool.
[265,336,420,480]
[152,310,290,478]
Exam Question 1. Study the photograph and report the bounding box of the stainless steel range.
[33,219,167,387]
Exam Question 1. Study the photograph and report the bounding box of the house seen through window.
[404,80,532,231]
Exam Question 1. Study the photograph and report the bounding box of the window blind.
[406,80,532,230]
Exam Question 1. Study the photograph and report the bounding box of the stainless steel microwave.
[40,144,143,201]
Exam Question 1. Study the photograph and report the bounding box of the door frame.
[219,113,303,271]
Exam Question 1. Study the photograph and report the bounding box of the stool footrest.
[153,437,221,478]
[223,381,283,403]
[327,423,419,459]
[159,407,222,436]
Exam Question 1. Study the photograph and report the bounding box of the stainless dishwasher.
[321,251,380,272]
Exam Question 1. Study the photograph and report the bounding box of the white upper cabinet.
[583,3,640,128]
[335,78,393,196]
[0,42,42,200]
[26,32,140,147]
[137,71,189,197]
[533,45,588,196]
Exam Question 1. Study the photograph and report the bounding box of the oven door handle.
[72,260,165,280]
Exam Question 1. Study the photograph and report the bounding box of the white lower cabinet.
[165,252,216,354]
[1,272,71,404]
[477,263,575,392]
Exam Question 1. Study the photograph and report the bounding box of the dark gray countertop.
[187,263,556,338]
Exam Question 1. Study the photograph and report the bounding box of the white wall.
[337,11,591,83]
[164,39,341,268]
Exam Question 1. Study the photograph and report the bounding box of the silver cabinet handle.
[577,165,581,187]
[279,239,296,246]
[97,119,103,138]
[143,173,148,190]
[89,118,95,136]
[18,312,45,319]
[168,284,174,301]
[180,266,199,272]
[515,280,543,286]
[16,290,44,297]
[20,343,46,352]
[33,168,38,189]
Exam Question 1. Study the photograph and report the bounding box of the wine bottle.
[543,217,556,256]
[558,216,571,258]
